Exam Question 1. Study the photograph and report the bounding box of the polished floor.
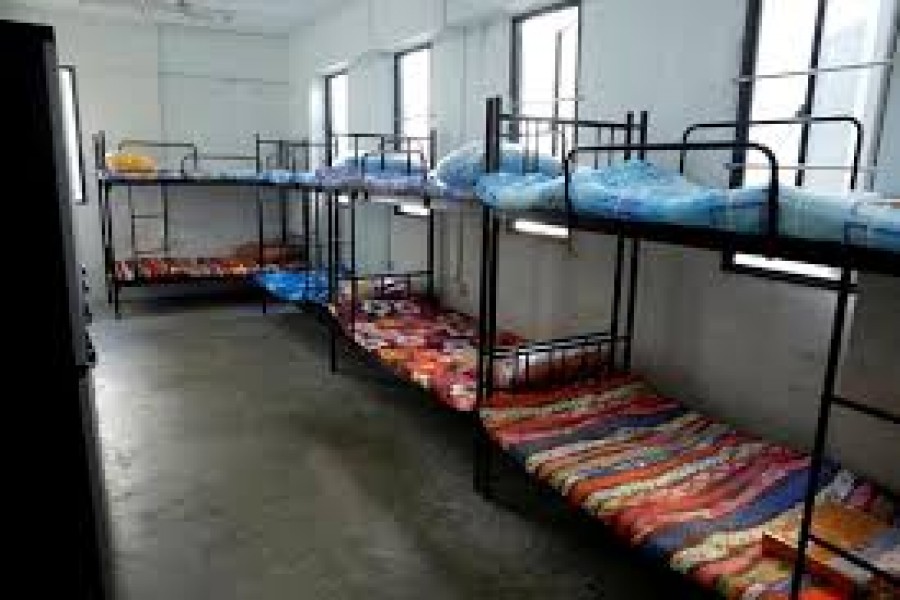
[93,299,697,599]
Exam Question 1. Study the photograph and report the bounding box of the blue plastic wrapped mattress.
[434,141,562,191]
[473,159,899,252]
[254,270,332,303]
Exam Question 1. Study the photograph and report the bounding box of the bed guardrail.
[485,96,648,172]
[328,131,435,171]
[679,115,864,190]
[334,270,433,344]
[487,332,621,393]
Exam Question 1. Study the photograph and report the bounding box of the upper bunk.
[477,97,899,278]
[94,132,330,188]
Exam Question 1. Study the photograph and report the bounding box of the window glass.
[397,46,431,164]
[327,72,349,161]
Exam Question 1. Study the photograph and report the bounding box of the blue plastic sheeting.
[253,270,332,303]
[471,159,899,252]
[335,154,428,175]
[434,141,562,189]
[475,172,564,209]
[847,200,900,252]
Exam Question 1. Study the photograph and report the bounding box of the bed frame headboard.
[326,130,438,174]
[679,115,865,191]
[254,138,335,173]
[483,96,649,175]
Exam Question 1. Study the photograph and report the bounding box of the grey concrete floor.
[92,299,697,599]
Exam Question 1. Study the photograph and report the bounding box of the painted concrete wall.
[1,6,291,304]
[287,0,899,489]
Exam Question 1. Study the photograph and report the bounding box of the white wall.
[287,0,899,490]
[1,6,291,304]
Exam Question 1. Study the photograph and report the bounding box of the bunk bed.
[474,97,899,600]
[323,119,641,413]
[322,129,475,410]
[95,132,300,317]
[251,137,339,309]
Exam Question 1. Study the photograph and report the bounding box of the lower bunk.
[329,289,513,411]
[114,256,261,283]
[479,375,899,599]
[328,280,607,412]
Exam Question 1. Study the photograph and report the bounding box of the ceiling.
[9,0,353,32]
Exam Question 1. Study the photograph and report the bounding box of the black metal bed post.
[609,234,626,371]
[328,192,338,373]
[279,140,289,248]
[788,266,853,600]
[161,183,170,258]
[639,111,649,157]
[426,128,438,301]
[301,139,312,273]
[254,134,267,313]
[426,195,435,300]
[475,96,503,497]
[257,138,268,314]
[350,190,357,279]
[622,111,649,372]
[624,112,635,160]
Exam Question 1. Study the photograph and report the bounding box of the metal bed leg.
[474,206,494,498]
[609,235,626,371]
[788,267,853,600]
[328,193,338,374]
[426,197,435,300]
[113,283,121,320]
[623,238,641,372]
[256,184,267,315]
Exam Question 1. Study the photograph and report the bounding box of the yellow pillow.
[106,152,156,174]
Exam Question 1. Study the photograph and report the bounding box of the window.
[730,0,896,285]
[513,3,579,123]
[511,2,580,239]
[395,45,431,163]
[325,71,349,162]
[59,66,86,204]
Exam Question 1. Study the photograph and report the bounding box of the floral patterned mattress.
[481,375,899,599]
[114,257,260,282]
[331,294,521,411]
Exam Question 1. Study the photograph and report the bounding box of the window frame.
[59,65,87,205]
[324,70,348,165]
[726,0,896,287]
[509,0,581,240]
[510,0,582,120]
[393,43,432,141]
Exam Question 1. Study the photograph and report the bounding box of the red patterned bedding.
[481,375,899,599]
[114,257,260,283]
[332,295,522,411]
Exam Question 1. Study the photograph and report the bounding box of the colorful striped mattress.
[331,294,521,412]
[480,375,899,599]
[114,257,260,282]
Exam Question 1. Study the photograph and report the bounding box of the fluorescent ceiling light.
[397,203,430,217]
[512,219,569,239]
[734,253,840,281]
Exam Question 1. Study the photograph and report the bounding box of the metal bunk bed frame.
[95,132,295,317]
[253,136,336,313]
[325,130,439,375]
[477,95,900,598]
